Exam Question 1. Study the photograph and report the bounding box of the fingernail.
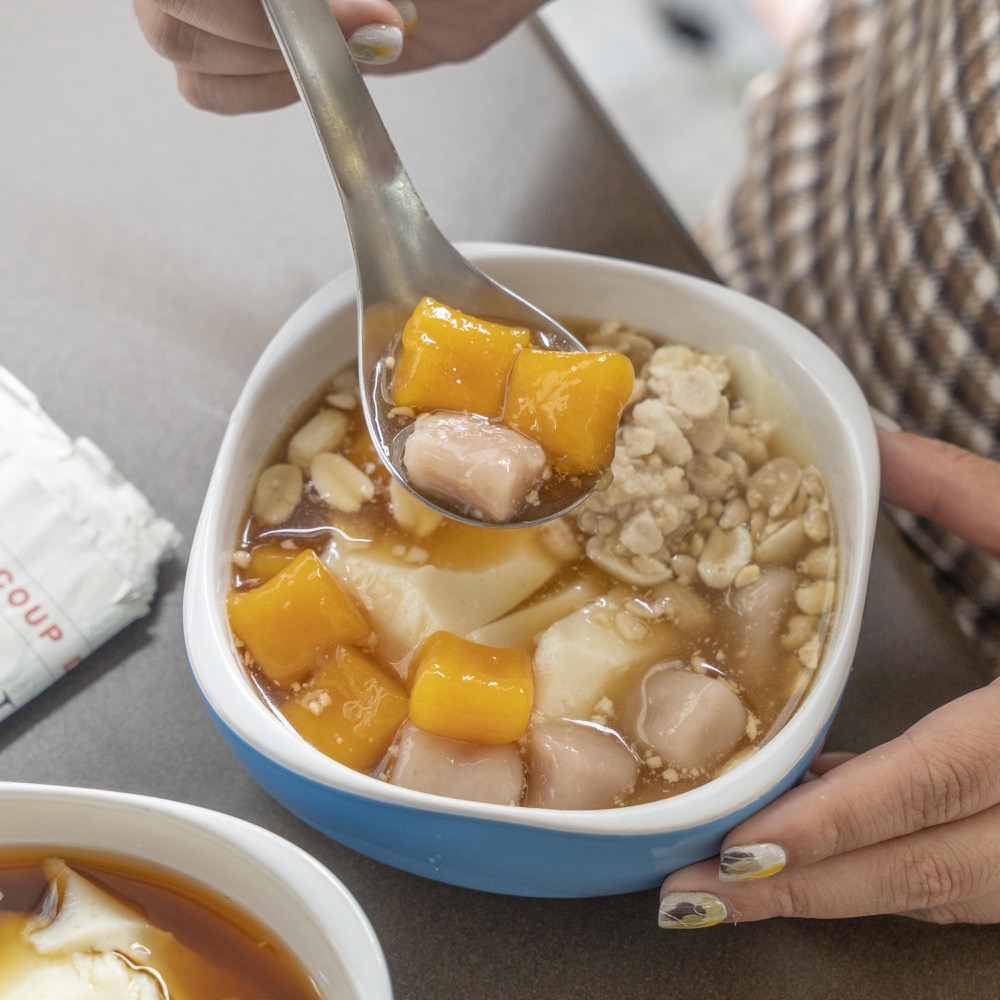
[719,843,787,881]
[658,892,729,929]
[390,0,418,34]
[870,407,901,433]
[348,24,403,65]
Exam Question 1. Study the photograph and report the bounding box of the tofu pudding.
[226,320,838,810]
[0,851,321,1000]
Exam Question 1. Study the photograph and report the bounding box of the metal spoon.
[259,0,598,527]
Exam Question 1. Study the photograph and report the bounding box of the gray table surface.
[2,5,998,998]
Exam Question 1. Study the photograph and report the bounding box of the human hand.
[657,428,1000,927]
[134,0,549,114]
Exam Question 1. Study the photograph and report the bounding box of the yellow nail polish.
[391,0,418,34]
[658,892,729,929]
[348,25,403,65]
[719,843,787,881]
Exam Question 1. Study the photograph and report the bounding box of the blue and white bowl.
[184,244,879,898]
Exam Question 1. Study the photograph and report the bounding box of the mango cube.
[503,348,634,474]
[409,631,534,745]
[391,297,531,417]
[227,548,370,686]
[282,646,409,771]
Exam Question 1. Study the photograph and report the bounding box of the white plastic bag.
[0,367,180,719]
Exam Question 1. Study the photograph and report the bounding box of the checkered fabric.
[699,0,1000,670]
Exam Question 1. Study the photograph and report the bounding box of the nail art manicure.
[658,892,729,929]
[869,407,901,433]
[391,0,418,34]
[719,843,786,881]
[348,24,404,65]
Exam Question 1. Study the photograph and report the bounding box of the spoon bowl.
[260,0,591,527]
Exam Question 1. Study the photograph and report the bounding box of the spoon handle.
[259,0,461,305]
[259,0,594,528]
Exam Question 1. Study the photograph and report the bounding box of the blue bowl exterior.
[206,702,829,898]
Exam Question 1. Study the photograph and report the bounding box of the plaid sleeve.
[698,0,1000,668]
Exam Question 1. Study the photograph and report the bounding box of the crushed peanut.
[311,452,375,513]
[288,409,350,469]
[574,334,836,677]
[251,463,302,525]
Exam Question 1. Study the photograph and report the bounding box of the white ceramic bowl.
[185,244,879,898]
[0,781,392,999]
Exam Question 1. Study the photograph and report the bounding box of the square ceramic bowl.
[184,244,879,898]
[0,781,392,998]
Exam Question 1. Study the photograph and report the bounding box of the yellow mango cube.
[227,549,370,686]
[391,297,531,417]
[282,646,409,771]
[409,631,533,745]
[503,348,634,474]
